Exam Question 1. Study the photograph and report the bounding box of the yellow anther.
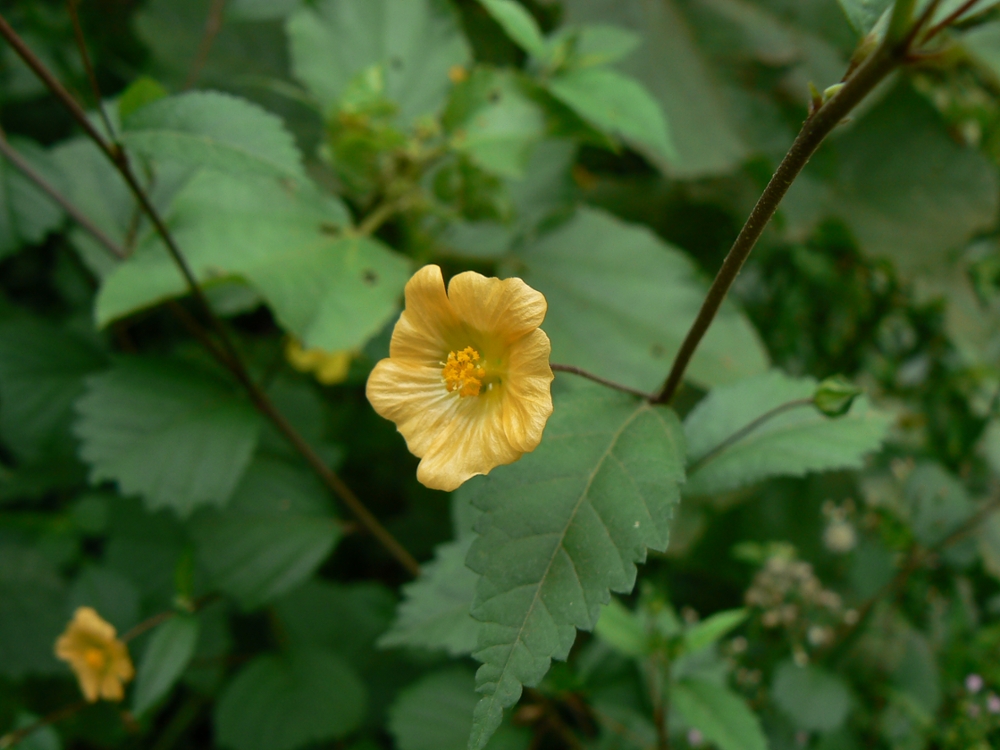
[443,346,485,397]
[83,647,106,670]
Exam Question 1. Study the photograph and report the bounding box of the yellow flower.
[366,264,554,491]
[54,607,134,703]
[285,339,354,385]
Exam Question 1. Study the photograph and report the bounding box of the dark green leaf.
[69,566,140,634]
[672,678,767,750]
[215,648,366,750]
[684,370,892,496]
[904,463,977,566]
[74,358,263,517]
[287,0,470,123]
[0,542,67,678]
[465,387,685,749]
[0,137,66,257]
[132,615,200,716]
[772,660,852,732]
[517,207,768,392]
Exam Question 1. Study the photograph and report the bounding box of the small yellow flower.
[285,339,354,385]
[366,264,554,491]
[55,607,134,703]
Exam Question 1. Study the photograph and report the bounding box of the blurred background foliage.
[2,0,1000,749]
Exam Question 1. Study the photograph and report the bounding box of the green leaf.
[444,68,548,179]
[672,678,767,750]
[286,0,470,123]
[477,0,547,58]
[547,67,674,164]
[121,91,305,180]
[0,542,67,678]
[74,357,264,517]
[563,0,746,177]
[682,609,747,654]
[117,76,168,122]
[836,0,892,34]
[0,137,66,257]
[132,615,200,716]
[552,25,642,70]
[684,370,892,496]
[190,457,341,609]
[594,598,649,657]
[517,207,768,393]
[379,538,480,656]
[903,463,977,566]
[215,647,366,750]
[0,317,106,464]
[9,712,62,750]
[465,387,685,749]
[772,660,852,732]
[69,566,140,633]
[96,170,410,353]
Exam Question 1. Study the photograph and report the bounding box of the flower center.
[83,647,106,670]
[443,347,486,397]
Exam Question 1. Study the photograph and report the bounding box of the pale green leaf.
[836,0,892,33]
[444,68,547,179]
[133,615,200,716]
[117,76,168,122]
[74,358,264,517]
[979,513,1000,582]
[0,543,67,678]
[96,170,410,353]
[772,660,852,732]
[0,137,66,257]
[903,463,977,566]
[478,0,547,58]
[0,317,106,464]
[672,678,767,750]
[964,22,1000,85]
[552,25,642,69]
[378,538,480,656]
[121,91,304,179]
[215,648,366,750]
[286,0,470,123]
[594,598,649,657]
[684,370,892,496]
[517,207,768,393]
[190,457,341,609]
[465,387,685,749]
[547,67,674,164]
[683,609,747,654]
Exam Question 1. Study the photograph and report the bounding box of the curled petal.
[390,265,459,361]
[448,272,547,344]
[503,329,554,453]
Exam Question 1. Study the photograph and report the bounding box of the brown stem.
[184,0,227,89]
[550,364,655,400]
[687,398,815,475]
[121,593,220,643]
[0,701,87,749]
[921,0,983,42]
[0,12,421,577]
[66,0,117,142]
[653,30,910,404]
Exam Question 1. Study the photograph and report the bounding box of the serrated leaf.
[190,457,341,609]
[444,68,548,179]
[478,0,547,58]
[74,358,264,517]
[0,317,106,464]
[683,609,747,654]
[96,170,410,353]
[379,538,480,656]
[132,615,200,716]
[121,90,304,180]
[772,660,852,732]
[464,387,685,749]
[517,207,768,393]
[287,0,470,123]
[215,648,366,750]
[0,542,67,678]
[672,678,767,750]
[0,137,66,257]
[547,67,674,164]
[683,370,892,496]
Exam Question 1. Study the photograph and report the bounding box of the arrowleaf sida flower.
[55,607,134,702]
[366,264,554,491]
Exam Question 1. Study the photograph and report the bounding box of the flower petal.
[366,358,459,458]
[502,329,554,452]
[416,396,522,491]
[389,265,459,362]
[448,272,547,343]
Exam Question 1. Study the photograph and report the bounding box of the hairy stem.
[0,12,421,578]
[653,2,919,405]
[550,364,655,400]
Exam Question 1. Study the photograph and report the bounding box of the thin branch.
[66,0,117,142]
[921,0,983,42]
[184,0,227,89]
[0,128,125,259]
[652,11,915,405]
[687,398,815,475]
[550,364,655,400]
[121,593,220,643]
[0,12,421,577]
[0,701,87,749]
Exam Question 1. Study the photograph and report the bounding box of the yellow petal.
[367,358,459,458]
[447,272,547,344]
[502,329,554,452]
[389,265,459,362]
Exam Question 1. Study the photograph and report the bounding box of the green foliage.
[772,660,853,732]
[0,137,66,258]
[132,615,200,715]
[464,387,685,748]
[672,678,768,750]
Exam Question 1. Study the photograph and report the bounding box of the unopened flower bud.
[814,376,862,417]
